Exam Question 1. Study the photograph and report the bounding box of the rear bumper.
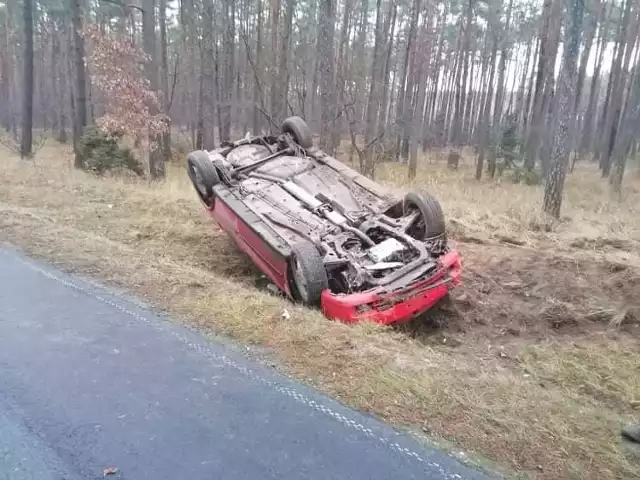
[321,250,462,325]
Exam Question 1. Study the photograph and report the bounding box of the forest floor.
[1,142,639,480]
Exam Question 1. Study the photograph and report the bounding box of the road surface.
[0,248,488,480]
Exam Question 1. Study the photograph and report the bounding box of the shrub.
[80,127,144,176]
[509,166,542,185]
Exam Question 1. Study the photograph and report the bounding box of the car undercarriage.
[187,116,459,323]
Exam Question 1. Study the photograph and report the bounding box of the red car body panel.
[321,250,461,325]
[207,200,293,298]
[207,194,461,325]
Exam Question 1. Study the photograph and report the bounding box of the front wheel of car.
[187,150,221,207]
[402,191,446,240]
[282,116,314,149]
[289,243,328,307]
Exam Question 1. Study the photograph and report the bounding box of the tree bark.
[0,5,12,132]
[475,2,499,181]
[396,0,421,161]
[521,37,540,139]
[253,0,263,134]
[221,0,235,141]
[595,0,629,171]
[409,9,430,180]
[159,0,172,159]
[610,54,640,193]
[57,21,68,143]
[20,0,34,158]
[579,1,610,158]
[200,0,216,150]
[318,0,336,155]
[270,0,282,123]
[600,0,638,177]
[71,0,87,168]
[450,0,473,147]
[354,0,369,126]
[278,0,294,122]
[543,0,584,218]
[333,0,354,150]
[142,0,164,178]
[524,0,555,171]
[362,0,385,176]
[377,1,397,137]
[487,0,514,178]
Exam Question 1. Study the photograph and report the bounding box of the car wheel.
[289,243,328,306]
[402,191,446,240]
[282,116,313,149]
[187,150,221,206]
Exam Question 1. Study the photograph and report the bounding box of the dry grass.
[1,143,639,480]
[374,156,640,252]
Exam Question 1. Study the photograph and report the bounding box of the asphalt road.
[0,248,488,480]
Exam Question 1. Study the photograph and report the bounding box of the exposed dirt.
[458,242,636,333]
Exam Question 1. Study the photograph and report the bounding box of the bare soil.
[1,143,639,480]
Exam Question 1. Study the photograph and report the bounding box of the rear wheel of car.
[289,243,328,306]
[402,191,446,240]
[282,116,313,149]
[187,150,221,207]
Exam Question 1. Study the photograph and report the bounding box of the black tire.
[402,190,446,240]
[187,150,221,206]
[281,116,313,149]
[288,243,328,306]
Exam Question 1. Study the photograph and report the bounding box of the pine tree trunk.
[394,0,419,161]
[71,0,87,168]
[362,0,384,176]
[426,9,447,147]
[610,58,640,194]
[49,20,60,134]
[524,0,555,171]
[595,2,629,171]
[159,0,172,159]
[354,0,369,126]
[57,22,68,143]
[377,2,397,137]
[318,0,336,155]
[270,0,281,123]
[201,0,216,150]
[462,39,476,142]
[221,0,235,141]
[521,38,540,139]
[450,0,473,147]
[579,2,610,158]
[488,0,514,178]
[400,3,422,162]
[0,7,11,132]
[143,0,163,178]
[600,0,638,177]
[475,21,499,180]
[409,11,430,180]
[543,0,584,218]
[334,0,354,150]
[253,0,263,134]
[279,0,294,122]
[20,0,34,158]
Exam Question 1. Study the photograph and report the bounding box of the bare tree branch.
[99,0,144,13]
[257,106,280,130]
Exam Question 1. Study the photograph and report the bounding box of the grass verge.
[1,144,639,479]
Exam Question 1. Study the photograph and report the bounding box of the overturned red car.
[187,116,461,325]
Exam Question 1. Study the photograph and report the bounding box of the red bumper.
[321,250,462,325]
